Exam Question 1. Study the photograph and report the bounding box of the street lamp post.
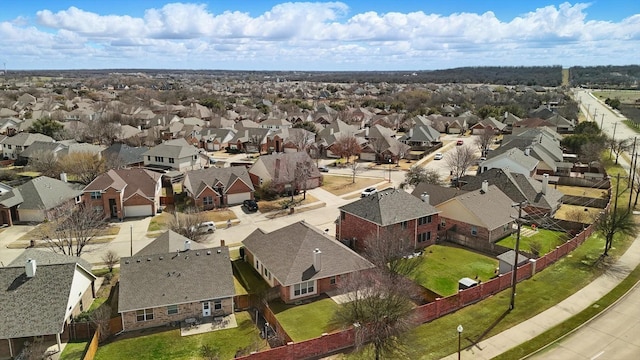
[388,158,392,183]
[457,324,463,360]
[130,225,133,256]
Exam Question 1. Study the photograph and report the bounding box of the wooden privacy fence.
[82,329,100,360]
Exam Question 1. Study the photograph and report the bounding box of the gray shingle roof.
[142,138,198,159]
[183,166,254,196]
[411,183,468,206]
[242,221,374,286]
[136,230,207,256]
[9,249,92,271]
[102,143,150,166]
[440,185,523,230]
[339,188,439,226]
[0,263,93,338]
[0,176,82,210]
[118,246,235,312]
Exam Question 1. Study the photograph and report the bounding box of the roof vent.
[217,249,221,254]
[196,252,200,256]
[159,256,164,260]
[136,259,141,263]
[207,250,211,255]
[25,259,37,278]
[147,258,151,261]
[125,260,130,264]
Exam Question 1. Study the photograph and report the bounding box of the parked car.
[318,166,329,172]
[361,187,378,198]
[243,199,259,212]
[434,152,444,160]
[192,221,216,234]
[456,139,464,146]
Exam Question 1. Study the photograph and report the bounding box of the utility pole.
[600,113,604,129]
[509,201,527,310]
[610,122,618,159]
[629,154,637,210]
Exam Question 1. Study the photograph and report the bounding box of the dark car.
[243,199,259,212]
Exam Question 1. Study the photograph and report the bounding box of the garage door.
[226,192,251,205]
[124,205,153,217]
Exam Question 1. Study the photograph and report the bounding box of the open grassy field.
[553,204,603,222]
[593,90,640,104]
[321,175,384,196]
[408,245,498,297]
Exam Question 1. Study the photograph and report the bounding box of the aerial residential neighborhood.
[0,65,639,360]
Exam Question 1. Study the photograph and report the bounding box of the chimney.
[524,148,530,156]
[184,240,191,251]
[25,259,37,278]
[220,239,225,247]
[274,158,281,180]
[60,172,68,182]
[481,180,489,193]
[421,192,430,204]
[542,173,549,195]
[313,248,322,271]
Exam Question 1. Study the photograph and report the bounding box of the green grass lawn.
[270,297,340,341]
[409,245,499,297]
[496,226,567,256]
[59,340,89,360]
[232,260,270,294]
[94,312,266,360]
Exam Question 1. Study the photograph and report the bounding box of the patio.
[180,314,238,337]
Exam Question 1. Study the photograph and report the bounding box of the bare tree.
[27,150,60,178]
[368,137,388,163]
[609,138,632,164]
[474,129,496,156]
[289,129,314,153]
[446,145,477,183]
[90,304,112,342]
[167,207,208,243]
[331,269,418,360]
[579,141,606,168]
[401,166,441,188]
[39,204,107,257]
[101,250,119,272]
[332,135,362,183]
[293,159,315,200]
[363,226,423,279]
[58,152,107,185]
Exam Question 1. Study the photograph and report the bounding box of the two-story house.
[0,133,54,160]
[337,188,440,252]
[142,138,207,172]
[182,166,255,209]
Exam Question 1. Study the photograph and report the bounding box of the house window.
[169,158,175,164]
[340,212,345,221]
[154,156,164,162]
[263,267,270,278]
[136,308,154,322]
[293,280,316,298]
[147,156,151,161]
[7,145,11,149]
[255,259,259,270]
[471,226,478,236]
[75,196,82,204]
[418,231,431,243]
[330,276,337,285]
[203,196,213,205]
[167,305,178,315]
[90,191,101,200]
[419,215,432,225]
[214,300,222,310]
[401,221,408,229]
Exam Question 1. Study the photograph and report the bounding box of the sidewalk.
[442,223,640,359]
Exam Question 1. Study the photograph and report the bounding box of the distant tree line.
[570,65,640,89]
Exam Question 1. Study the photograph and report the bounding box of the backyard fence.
[82,329,101,360]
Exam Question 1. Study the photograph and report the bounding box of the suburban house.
[267,127,316,153]
[358,124,410,163]
[228,128,270,153]
[0,176,83,226]
[198,128,236,151]
[399,124,441,147]
[248,152,322,194]
[118,231,235,331]
[461,169,563,216]
[182,166,255,209]
[241,221,374,303]
[411,183,469,206]
[142,138,207,172]
[337,188,440,252]
[0,133,54,160]
[316,119,359,158]
[437,182,523,245]
[470,117,507,135]
[83,168,163,220]
[0,252,95,358]
[478,148,539,177]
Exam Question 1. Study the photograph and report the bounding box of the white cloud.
[0,1,635,70]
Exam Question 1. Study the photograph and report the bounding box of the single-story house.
[182,166,255,209]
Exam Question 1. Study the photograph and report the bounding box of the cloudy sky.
[1,1,639,71]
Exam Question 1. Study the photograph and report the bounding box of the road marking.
[590,351,605,360]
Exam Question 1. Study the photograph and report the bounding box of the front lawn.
[270,297,340,341]
[147,209,237,232]
[321,175,383,196]
[409,245,498,297]
[94,312,266,360]
[257,194,319,213]
[496,226,567,256]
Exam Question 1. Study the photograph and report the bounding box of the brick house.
[0,251,95,358]
[242,221,374,303]
[182,166,255,209]
[436,182,522,244]
[118,231,235,331]
[337,188,440,253]
[83,168,162,220]
[142,138,208,171]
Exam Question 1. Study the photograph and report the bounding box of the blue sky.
[1,1,639,70]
